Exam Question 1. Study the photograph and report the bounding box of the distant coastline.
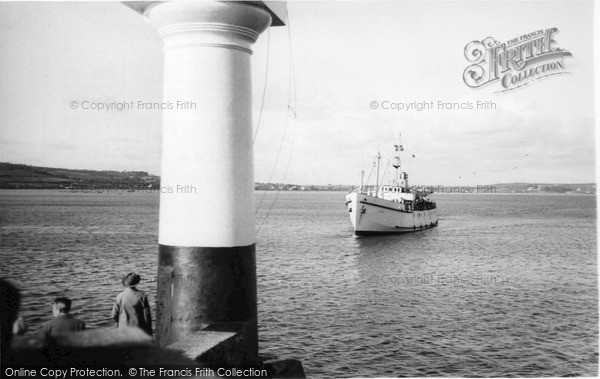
[0,162,595,194]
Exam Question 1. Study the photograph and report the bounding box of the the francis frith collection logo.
[463,27,572,92]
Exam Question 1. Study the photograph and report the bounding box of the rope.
[257,5,297,233]
[253,28,270,145]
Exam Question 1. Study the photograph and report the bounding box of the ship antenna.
[393,133,402,185]
[359,170,364,193]
[379,159,390,188]
[375,151,381,196]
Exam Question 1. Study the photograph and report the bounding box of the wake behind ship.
[345,137,438,236]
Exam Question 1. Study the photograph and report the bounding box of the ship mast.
[359,170,364,193]
[375,151,381,195]
[393,134,402,186]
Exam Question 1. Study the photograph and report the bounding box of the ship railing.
[354,185,379,196]
[412,201,436,211]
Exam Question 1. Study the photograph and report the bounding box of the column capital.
[124,1,286,25]
[136,2,273,54]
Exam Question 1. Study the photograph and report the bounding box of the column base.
[156,244,257,364]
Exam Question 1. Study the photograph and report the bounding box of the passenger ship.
[345,137,438,236]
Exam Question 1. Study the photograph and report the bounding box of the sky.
[0,0,596,186]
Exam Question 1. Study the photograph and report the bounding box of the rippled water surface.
[0,190,597,377]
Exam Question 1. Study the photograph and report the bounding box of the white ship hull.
[345,192,438,236]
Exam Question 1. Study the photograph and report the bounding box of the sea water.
[0,190,597,377]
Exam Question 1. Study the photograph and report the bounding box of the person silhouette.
[111,272,152,336]
[42,297,85,336]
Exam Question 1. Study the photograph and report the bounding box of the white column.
[146,1,270,248]
[143,1,272,361]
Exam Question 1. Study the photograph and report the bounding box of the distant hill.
[487,182,595,194]
[0,162,159,189]
[0,162,595,194]
[254,182,351,192]
[422,183,595,194]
